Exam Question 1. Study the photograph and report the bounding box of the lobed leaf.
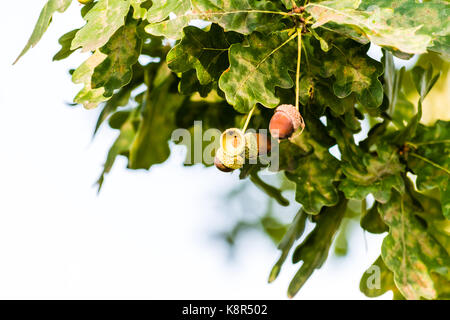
[128,64,186,169]
[288,196,348,297]
[330,120,404,203]
[306,0,450,56]
[14,0,72,64]
[71,0,131,52]
[72,50,109,109]
[283,131,341,215]
[408,121,450,219]
[360,256,404,299]
[53,29,80,61]
[145,0,285,39]
[219,32,297,113]
[167,24,243,87]
[92,21,143,96]
[379,191,450,300]
[269,210,307,283]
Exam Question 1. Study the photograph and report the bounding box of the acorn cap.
[220,128,245,157]
[244,132,258,160]
[214,155,234,172]
[216,147,244,170]
[275,104,304,131]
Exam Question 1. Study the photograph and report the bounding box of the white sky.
[0,1,390,299]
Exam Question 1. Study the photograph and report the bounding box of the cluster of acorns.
[214,104,304,172]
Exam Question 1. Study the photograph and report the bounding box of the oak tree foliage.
[17,0,450,299]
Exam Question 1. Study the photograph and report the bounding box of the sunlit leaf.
[92,21,143,96]
[72,50,109,109]
[306,0,450,56]
[145,0,285,39]
[14,0,72,64]
[71,0,131,52]
[219,32,296,113]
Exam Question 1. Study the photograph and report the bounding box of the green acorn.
[220,128,245,156]
[214,128,246,172]
[214,147,244,171]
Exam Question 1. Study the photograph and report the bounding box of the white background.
[0,1,389,299]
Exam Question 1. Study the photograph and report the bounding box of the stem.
[409,152,450,175]
[191,10,294,18]
[290,0,297,8]
[408,139,450,146]
[242,106,256,132]
[295,28,302,111]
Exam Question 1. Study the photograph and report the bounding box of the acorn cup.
[269,104,305,140]
[244,132,258,160]
[214,147,244,171]
[214,128,246,172]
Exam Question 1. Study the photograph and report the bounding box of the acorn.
[214,149,235,172]
[220,128,245,156]
[269,104,304,139]
[214,128,246,172]
[214,147,244,171]
[78,0,93,4]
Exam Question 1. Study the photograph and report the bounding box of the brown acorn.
[214,153,234,172]
[269,104,304,139]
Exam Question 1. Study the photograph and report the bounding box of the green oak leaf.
[288,196,348,297]
[306,0,450,56]
[130,0,149,19]
[268,210,307,283]
[97,109,138,191]
[379,190,450,300]
[146,0,190,23]
[408,121,450,219]
[283,131,341,215]
[299,74,358,118]
[360,256,404,299]
[361,202,388,234]
[330,120,404,203]
[53,29,80,61]
[219,32,296,113]
[92,21,142,96]
[128,64,186,169]
[14,0,72,64]
[72,50,109,109]
[178,70,213,97]
[94,63,145,134]
[167,24,243,87]
[71,0,131,52]
[393,64,440,144]
[318,37,383,109]
[145,0,285,39]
